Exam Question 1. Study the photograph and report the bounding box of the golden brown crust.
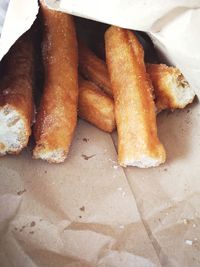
[78,44,193,113]
[105,26,166,167]
[146,63,194,111]
[78,78,115,133]
[33,3,78,162]
[78,41,194,113]
[78,44,156,100]
[0,31,34,154]
[78,42,113,96]
[0,32,34,127]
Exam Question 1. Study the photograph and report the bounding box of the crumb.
[29,231,34,234]
[82,138,89,142]
[30,221,36,227]
[17,189,26,195]
[193,224,196,228]
[109,159,117,164]
[79,216,82,218]
[44,170,47,174]
[187,109,190,113]
[40,219,42,221]
[81,154,96,160]
[14,227,18,231]
[122,191,126,197]
[164,168,168,172]
[113,165,118,169]
[80,206,85,212]
[185,240,193,245]
[19,229,23,232]
[117,187,122,191]
[119,225,124,229]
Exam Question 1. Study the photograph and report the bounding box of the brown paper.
[123,103,200,267]
[0,1,200,266]
[0,121,161,267]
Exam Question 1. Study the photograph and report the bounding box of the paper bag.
[0,1,200,266]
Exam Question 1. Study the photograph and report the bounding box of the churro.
[0,31,34,155]
[78,78,115,132]
[80,44,195,112]
[146,63,195,111]
[33,2,78,163]
[79,42,112,96]
[105,26,166,167]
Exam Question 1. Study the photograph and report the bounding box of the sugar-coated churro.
[0,31,34,155]
[146,63,195,111]
[79,44,195,113]
[79,42,112,96]
[33,2,78,163]
[78,78,115,132]
[105,26,166,167]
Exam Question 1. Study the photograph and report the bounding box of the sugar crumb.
[122,191,126,197]
[185,240,193,245]
[109,159,116,164]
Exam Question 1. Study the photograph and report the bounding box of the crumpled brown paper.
[0,1,200,266]
[0,121,161,267]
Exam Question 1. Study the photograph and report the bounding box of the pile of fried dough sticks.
[0,1,195,168]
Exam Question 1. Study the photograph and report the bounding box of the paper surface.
[0,1,200,266]
[0,0,38,61]
[0,121,161,267]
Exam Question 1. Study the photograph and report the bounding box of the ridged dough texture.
[33,2,78,163]
[78,78,115,132]
[105,26,166,167]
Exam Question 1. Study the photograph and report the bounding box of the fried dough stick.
[105,26,166,167]
[80,44,195,112]
[79,42,112,96]
[146,63,195,111]
[78,78,115,132]
[33,2,78,163]
[79,63,195,133]
[0,31,34,155]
